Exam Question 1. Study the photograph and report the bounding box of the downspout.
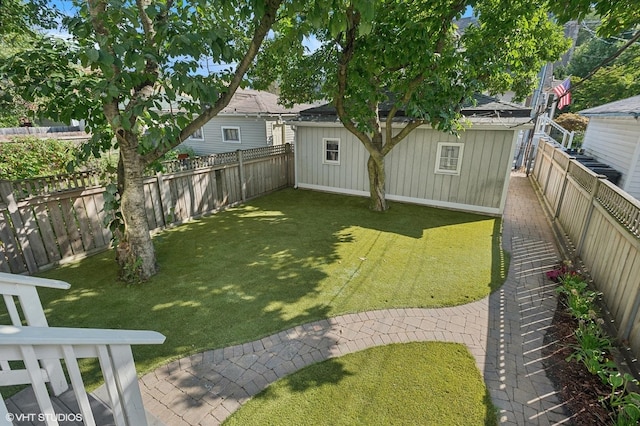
[280,115,286,145]
[292,124,298,188]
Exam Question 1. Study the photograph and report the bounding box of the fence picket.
[33,203,61,264]
[0,213,21,273]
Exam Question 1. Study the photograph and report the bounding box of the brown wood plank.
[17,205,49,268]
[33,203,62,263]
[91,191,112,246]
[150,180,164,230]
[191,172,204,216]
[83,194,107,249]
[46,200,73,259]
[0,182,38,273]
[73,197,95,251]
[143,181,157,231]
[168,179,182,223]
[0,210,25,273]
[60,199,84,255]
[156,173,172,226]
[178,176,192,220]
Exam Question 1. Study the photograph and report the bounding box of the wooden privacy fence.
[532,140,640,356]
[0,144,294,275]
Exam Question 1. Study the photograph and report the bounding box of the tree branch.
[382,120,425,156]
[383,0,466,153]
[144,0,284,163]
[333,6,377,152]
[122,0,162,129]
[187,0,283,122]
[87,0,127,143]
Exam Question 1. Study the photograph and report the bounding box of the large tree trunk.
[367,153,387,211]
[117,143,157,282]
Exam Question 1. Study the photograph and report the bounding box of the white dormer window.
[435,142,464,175]
[222,126,241,143]
[323,138,340,165]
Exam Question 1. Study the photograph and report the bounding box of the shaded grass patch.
[224,342,497,426]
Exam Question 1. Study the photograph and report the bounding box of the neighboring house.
[579,95,640,200]
[0,125,89,142]
[291,95,532,216]
[180,89,318,155]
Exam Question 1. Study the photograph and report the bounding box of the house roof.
[295,93,532,124]
[0,126,90,142]
[579,95,640,118]
[220,89,320,116]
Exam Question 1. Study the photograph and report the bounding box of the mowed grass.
[18,188,507,381]
[224,342,498,426]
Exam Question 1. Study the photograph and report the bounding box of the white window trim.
[435,142,464,175]
[221,126,241,144]
[190,127,204,140]
[322,138,341,165]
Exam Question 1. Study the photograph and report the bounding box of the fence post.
[284,143,292,186]
[576,176,605,256]
[0,181,38,273]
[237,149,246,202]
[156,172,172,226]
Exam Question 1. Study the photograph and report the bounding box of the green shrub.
[567,320,613,374]
[0,137,76,180]
[556,273,600,320]
[606,372,640,426]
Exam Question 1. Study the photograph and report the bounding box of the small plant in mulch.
[547,268,640,425]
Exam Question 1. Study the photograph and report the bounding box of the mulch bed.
[542,297,614,425]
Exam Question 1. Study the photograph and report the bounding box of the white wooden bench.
[0,273,166,426]
[0,325,165,426]
[0,272,71,396]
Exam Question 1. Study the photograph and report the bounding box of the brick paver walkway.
[136,172,570,425]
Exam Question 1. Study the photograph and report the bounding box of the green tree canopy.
[563,24,640,112]
[253,0,569,211]
[570,54,640,112]
[550,0,640,37]
[567,38,621,78]
[0,0,59,126]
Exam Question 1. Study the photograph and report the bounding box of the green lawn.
[224,342,498,426]
[6,188,507,384]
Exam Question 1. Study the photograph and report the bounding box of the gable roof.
[579,95,640,118]
[220,89,319,116]
[296,93,531,124]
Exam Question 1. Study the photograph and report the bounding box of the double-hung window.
[435,142,464,175]
[222,126,241,143]
[323,138,340,165]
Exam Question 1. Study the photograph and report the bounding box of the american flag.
[553,78,571,110]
